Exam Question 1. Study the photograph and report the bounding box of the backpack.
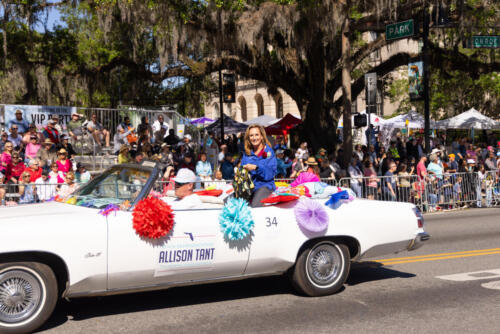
[233,167,254,201]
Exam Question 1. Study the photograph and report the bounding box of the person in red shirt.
[416,156,428,181]
[24,159,43,183]
[9,152,25,183]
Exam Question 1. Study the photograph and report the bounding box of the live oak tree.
[0,0,498,162]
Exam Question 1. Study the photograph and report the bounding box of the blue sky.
[35,6,65,32]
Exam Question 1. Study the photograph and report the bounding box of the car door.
[106,207,251,291]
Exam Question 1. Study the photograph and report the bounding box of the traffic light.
[354,114,367,128]
[223,74,236,103]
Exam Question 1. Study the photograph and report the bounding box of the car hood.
[0,202,98,221]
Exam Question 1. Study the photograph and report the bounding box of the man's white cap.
[175,168,197,183]
[467,159,475,164]
[430,148,441,155]
[15,109,23,114]
[184,134,192,140]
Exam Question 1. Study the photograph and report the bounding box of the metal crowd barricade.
[0,182,85,205]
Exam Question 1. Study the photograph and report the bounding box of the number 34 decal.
[265,217,278,227]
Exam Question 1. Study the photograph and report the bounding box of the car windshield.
[71,166,152,208]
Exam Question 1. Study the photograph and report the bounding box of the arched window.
[255,94,264,116]
[275,94,284,118]
[238,96,247,122]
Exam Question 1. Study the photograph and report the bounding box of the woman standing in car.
[241,124,277,207]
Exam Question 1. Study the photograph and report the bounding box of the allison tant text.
[158,248,216,263]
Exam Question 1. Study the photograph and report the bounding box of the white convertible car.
[0,162,429,334]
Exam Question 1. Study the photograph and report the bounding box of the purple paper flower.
[294,197,329,233]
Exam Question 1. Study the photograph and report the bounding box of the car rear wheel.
[291,241,350,297]
[0,262,58,334]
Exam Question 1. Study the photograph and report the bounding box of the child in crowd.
[75,163,91,183]
[35,170,57,201]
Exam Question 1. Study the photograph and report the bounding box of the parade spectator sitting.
[67,111,84,140]
[178,153,195,172]
[8,109,30,134]
[48,162,65,184]
[118,145,131,164]
[152,114,169,140]
[55,148,72,175]
[9,152,25,183]
[160,144,174,167]
[23,159,42,183]
[8,125,23,149]
[164,129,180,146]
[50,115,63,134]
[18,171,36,204]
[0,141,13,180]
[36,139,57,171]
[196,152,213,180]
[24,134,41,163]
[276,149,292,178]
[57,171,77,199]
[137,116,153,142]
[35,170,56,202]
[87,113,110,147]
[133,151,144,164]
[43,119,60,145]
[241,124,277,207]
[0,132,8,152]
[75,163,91,183]
[221,153,235,180]
[57,134,76,159]
[22,123,43,146]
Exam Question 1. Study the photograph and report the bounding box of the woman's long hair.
[244,124,271,156]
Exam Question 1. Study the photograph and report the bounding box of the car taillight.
[413,207,424,228]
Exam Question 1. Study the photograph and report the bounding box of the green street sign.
[386,19,414,41]
[472,36,499,48]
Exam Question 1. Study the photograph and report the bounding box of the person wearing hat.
[118,145,131,164]
[164,168,202,210]
[8,109,30,134]
[36,138,58,171]
[67,111,84,140]
[304,156,320,177]
[447,154,458,173]
[315,148,328,164]
[57,134,76,158]
[177,133,195,158]
[42,119,60,145]
[55,148,72,175]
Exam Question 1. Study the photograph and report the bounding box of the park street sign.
[472,36,499,48]
[386,19,414,40]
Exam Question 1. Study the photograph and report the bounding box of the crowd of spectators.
[1,109,499,209]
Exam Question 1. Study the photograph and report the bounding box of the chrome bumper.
[407,232,431,251]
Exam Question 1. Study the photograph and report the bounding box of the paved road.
[39,208,500,334]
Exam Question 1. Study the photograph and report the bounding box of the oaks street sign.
[386,19,414,41]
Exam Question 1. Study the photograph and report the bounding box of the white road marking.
[436,269,500,281]
[481,281,500,290]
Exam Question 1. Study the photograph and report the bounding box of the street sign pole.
[422,4,431,154]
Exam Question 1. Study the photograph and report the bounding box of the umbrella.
[190,117,214,125]
[205,114,248,134]
[265,113,302,135]
[436,108,500,130]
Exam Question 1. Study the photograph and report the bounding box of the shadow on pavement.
[347,261,416,286]
[39,262,415,332]
[38,275,294,332]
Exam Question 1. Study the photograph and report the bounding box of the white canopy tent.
[383,110,437,129]
[436,108,500,130]
[243,114,277,127]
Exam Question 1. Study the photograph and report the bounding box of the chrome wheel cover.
[0,269,43,324]
[306,243,343,288]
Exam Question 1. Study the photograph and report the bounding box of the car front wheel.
[291,241,350,297]
[0,262,58,334]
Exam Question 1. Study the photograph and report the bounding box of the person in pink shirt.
[49,162,65,184]
[24,134,41,163]
[55,148,72,175]
[0,141,13,180]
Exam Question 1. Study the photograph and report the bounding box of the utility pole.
[218,68,224,141]
[422,1,431,153]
